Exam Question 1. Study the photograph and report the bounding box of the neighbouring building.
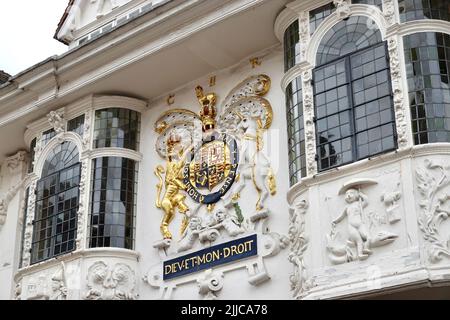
[0,0,450,300]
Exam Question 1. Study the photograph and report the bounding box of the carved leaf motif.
[416,161,450,262]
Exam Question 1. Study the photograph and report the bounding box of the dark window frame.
[31,142,81,264]
[88,157,137,250]
[313,42,398,172]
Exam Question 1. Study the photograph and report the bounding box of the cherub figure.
[332,188,372,260]
[177,217,203,252]
[208,207,244,237]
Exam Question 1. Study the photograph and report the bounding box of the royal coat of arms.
[153,74,276,243]
[146,74,290,299]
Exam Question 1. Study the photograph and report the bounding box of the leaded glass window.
[314,17,396,172]
[310,3,336,35]
[93,108,141,151]
[316,16,382,66]
[404,32,450,144]
[68,114,85,136]
[286,77,306,186]
[42,129,56,147]
[89,157,137,249]
[284,20,300,72]
[31,141,80,264]
[398,0,450,23]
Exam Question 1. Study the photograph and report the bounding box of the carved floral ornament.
[145,74,289,299]
[416,160,450,263]
[288,199,312,299]
[85,261,137,300]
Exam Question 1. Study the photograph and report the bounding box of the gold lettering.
[165,264,172,275]
[213,250,220,261]
[244,240,253,252]
[198,254,206,265]
[223,247,231,258]
[231,245,238,256]
[237,243,245,254]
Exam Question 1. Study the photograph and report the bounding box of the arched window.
[31,141,81,264]
[314,16,396,171]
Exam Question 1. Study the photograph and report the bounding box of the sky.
[0,1,69,76]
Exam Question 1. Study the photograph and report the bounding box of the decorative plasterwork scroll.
[302,70,318,176]
[21,181,37,268]
[288,199,312,299]
[382,0,396,25]
[416,160,450,263]
[85,261,137,300]
[197,269,224,300]
[82,111,92,151]
[387,36,409,149]
[76,160,89,250]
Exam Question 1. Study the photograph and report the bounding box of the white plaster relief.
[381,184,402,224]
[288,199,312,299]
[333,0,351,20]
[326,179,398,264]
[302,70,318,176]
[197,269,224,300]
[50,263,68,300]
[387,36,409,149]
[85,261,137,300]
[82,111,92,151]
[5,151,28,173]
[47,110,66,136]
[76,159,89,250]
[0,151,28,226]
[21,181,37,268]
[416,159,450,263]
[382,0,396,25]
[299,12,309,62]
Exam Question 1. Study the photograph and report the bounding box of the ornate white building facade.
[0,0,449,300]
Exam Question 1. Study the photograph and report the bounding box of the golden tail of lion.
[267,168,276,196]
[154,165,165,209]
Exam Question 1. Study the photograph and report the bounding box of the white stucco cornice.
[397,19,450,37]
[274,6,299,43]
[0,0,274,131]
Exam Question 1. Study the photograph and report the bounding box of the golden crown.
[195,85,217,132]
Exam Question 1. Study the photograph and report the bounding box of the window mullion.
[346,55,358,163]
[50,171,60,259]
